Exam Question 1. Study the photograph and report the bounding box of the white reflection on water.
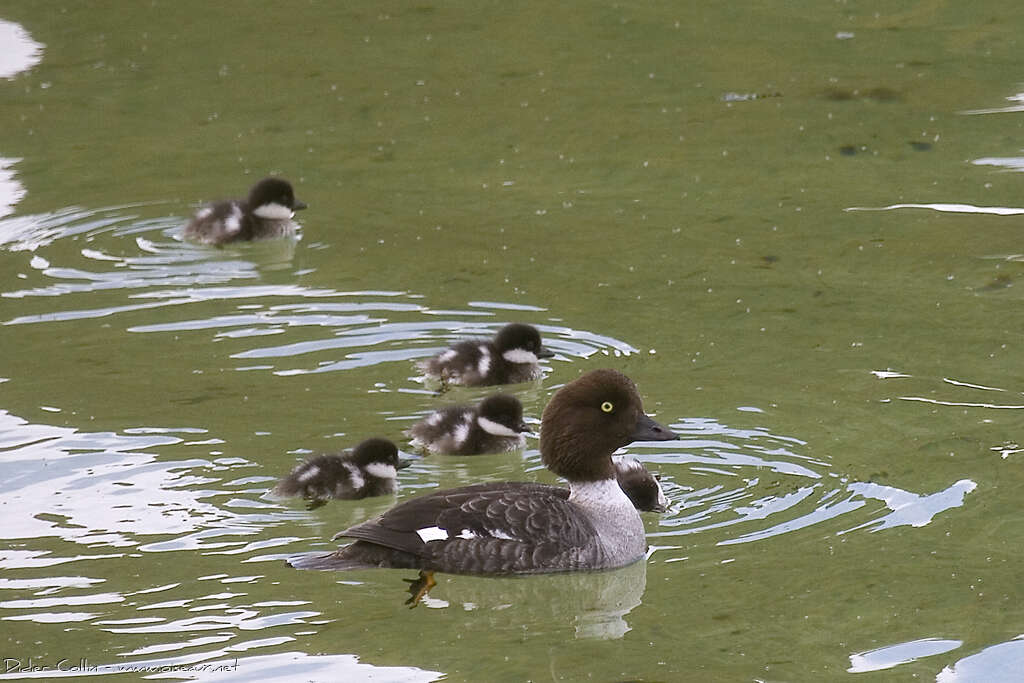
[230,320,637,376]
[1,206,637,378]
[408,560,647,641]
[712,479,976,545]
[971,156,1024,172]
[848,637,962,673]
[851,630,1024,680]
[0,157,26,220]
[645,415,976,548]
[895,397,1024,409]
[937,636,1024,682]
[0,19,43,219]
[0,20,43,79]
[960,92,1024,115]
[838,480,977,533]
[0,207,184,253]
[0,410,300,557]
[845,203,1024,216]
[879,371,1024,412]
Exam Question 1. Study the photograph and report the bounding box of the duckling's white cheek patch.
[252,202,294,220]
[195,207,213,220]
[502,349,538,364]
[363,463,397,480]
[477,416,519,437]
[437,349,457,363]
[416,526,449,543]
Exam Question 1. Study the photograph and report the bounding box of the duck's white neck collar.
[568,477,633,509]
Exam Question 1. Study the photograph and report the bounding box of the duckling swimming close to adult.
[613,456,669,513]
[408,393,530,455]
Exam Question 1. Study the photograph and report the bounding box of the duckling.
[184,176,306,245]
[417,323,554,387]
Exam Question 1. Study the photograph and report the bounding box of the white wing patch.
[459,528,516,541]
[363,462,397,480]
[416,526,449,543]
[343,461,364,491]
[487,528,518,541]
[476,346,491,377]
[438,349,457,363]
[195,207,213,220]
[477,416,520,437]
[224,204,243,235]
[252,202,294,219]
[296,464,320,483]
[452,417,472,446]
[502,348,538,364]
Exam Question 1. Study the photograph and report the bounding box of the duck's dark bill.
[631,413,677,441]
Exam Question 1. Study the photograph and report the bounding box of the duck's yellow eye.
[601,401,614,413]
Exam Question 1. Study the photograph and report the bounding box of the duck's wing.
[337,481,595,574]
[418,341,490,385]
[272,454,354,500]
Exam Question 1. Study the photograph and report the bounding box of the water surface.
[3,2,1024,681]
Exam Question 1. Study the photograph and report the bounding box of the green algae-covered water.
[3,2,1024,680]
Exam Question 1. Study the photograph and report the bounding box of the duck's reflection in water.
[401,558,647,640]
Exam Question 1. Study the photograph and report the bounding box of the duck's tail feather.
[288,541,423,571]
[287,551,377,571]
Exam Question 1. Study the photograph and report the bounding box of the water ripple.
[1,208,637,378]
[646,415,976,553]
[875,369,1024,411]
[0,410,295,555]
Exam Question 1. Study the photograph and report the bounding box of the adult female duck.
[290,369,676,575]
